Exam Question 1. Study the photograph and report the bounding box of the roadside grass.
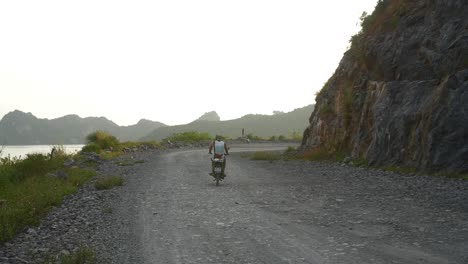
[352,157,369,167]
[61,246,96,264]
[94,176,124,190]
[295,148,344,161]
[250,151,281,161]
[383,165,417,174]
[117,159,145,166]
[120,140,160,149]
[294,148,468,180]
[42,246,96,264]
[117,161,134,166]
[0,153,96,243]
[241,146,299,161]
[163,131,212,143]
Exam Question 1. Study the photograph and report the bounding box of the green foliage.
[319,104,334,116]
[360,0,388,33]
[120,141,161,149]
[99,151,122,160]
[315,79,331,98]
[117,160,135,166]
[83,131,161,161]
[95,176,124,190]
[278,135,286,141]
[0,153,66,184]
[352,158,369,167]
[250,151,281,161]
[86,131,119,151]
[81,143,102,154]
[163,131,212,143]
[0,153,96,242]
[296,148,346,162]
[349,0,404,49]
[66,168,96,187]
[59,246,96,264]
[268,135,278,141]
[285,146,296,152]
[383,166,417,174]
[246,133,264,141]
[290,131,302,141]
[343,86,354,128]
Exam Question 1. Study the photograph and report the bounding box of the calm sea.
[0,145,84,159]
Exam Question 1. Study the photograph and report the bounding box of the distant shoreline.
[0,145,84,159]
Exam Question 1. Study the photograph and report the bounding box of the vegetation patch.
[95,176,124,190]
[383,165,417,174]
[284,146,297,154]
[81,131,161,160]
[319,104,334,116]
[250,151,281,161]
[117,161,135,166]
[0,153,96,243]
[296,148,342,161]
[352,157,369,167]
[163,131,212,143]
[43,246,97,264]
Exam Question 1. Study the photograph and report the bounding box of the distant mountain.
[196,111,220,122]
[0,110,166,145]
[141,105,314,141]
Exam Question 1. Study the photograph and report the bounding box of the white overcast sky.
[0,0,378,126]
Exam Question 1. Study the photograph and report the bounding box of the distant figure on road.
[209,135,229,176]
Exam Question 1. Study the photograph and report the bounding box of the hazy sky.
[0,0,377,126]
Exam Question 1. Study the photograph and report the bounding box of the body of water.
[0,145,84,159]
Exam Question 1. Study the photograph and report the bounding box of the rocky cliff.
[302,0,468,173]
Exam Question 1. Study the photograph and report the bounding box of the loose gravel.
[0,146,467,263]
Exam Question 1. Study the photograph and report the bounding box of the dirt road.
[105,145,468,264]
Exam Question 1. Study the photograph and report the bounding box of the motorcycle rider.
[209,135,229,177]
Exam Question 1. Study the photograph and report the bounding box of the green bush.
[95,176,123,190]
[284,146,296,153]
[246,133,264,141]
[250,151,281,161]
[60,246,96,264]
[290,131,302,141]
[164,131,212,143]
[86,131,119,150]
[81,143,102,154]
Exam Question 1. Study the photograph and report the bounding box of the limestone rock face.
[302,0,468,173]
[196,111,221,122]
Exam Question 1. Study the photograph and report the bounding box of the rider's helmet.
[215,135,221,141]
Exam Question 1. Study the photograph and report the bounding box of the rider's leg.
[211,160,215,175]
[221,158,226,176]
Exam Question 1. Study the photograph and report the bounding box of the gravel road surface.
[1,144,467,264]
[102,145,468,264]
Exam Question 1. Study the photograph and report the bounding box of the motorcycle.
[210,156,226,186]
